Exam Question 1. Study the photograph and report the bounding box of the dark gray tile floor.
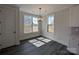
[0,37,75,55]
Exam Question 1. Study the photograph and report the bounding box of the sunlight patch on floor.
[28,37,52,47]
[29,39,38,43]
[40,39,52,43]
[32,41,45,47]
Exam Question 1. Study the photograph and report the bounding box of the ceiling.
[16,4,74,15]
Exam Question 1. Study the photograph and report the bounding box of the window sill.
[24,32,39,34]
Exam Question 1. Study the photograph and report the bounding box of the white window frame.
[24,15,38,33]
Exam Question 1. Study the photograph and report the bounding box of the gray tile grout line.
[36,37,52,44]
[36,38,47,44]
[37,37,52,43]
[28,37,45,43]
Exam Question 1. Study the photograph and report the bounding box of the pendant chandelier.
[37,8,43,21]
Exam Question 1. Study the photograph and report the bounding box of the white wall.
[54,9,70,46]
[19,11,41,40]
[69,6,79,27]
[42,8,70,46]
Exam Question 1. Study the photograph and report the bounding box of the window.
[24,16,38,33]
[24,16,32,33]
[33,17,38,32]
[47,16,54,32]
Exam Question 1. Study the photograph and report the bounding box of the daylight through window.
[24,16,38,33]
[47,16,54,32]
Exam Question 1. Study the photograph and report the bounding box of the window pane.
[48,16,54,25]
[48,16,54,32]
[24,16,32,33]
[33,17,38,32]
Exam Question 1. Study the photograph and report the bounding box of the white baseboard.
[67,48,78,54]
